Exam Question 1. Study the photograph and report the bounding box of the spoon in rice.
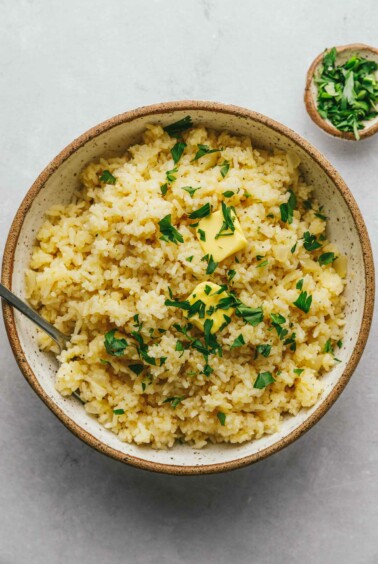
[0,283,69,351]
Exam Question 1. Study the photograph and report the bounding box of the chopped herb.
[294,368,304,376]
[235,256,240,263]
[304,199,312,210]
[171,141,186,164]
[293,291,312,313]
[220,160,230,178]
[323,339,334,354]
[175,340,185,356]
[165,298,191,311]
[270,313,288,340]
[270,313,286,325]
[202,364,213,377]
[160,183,168,196]
[163,116,193,138]
[189,203,212,219]
[181,186,201,197]
[236,304,263,326]
[131,330,165,366]
[158,328,167,334]
[113,408,125,415]
[158,214,184,245]
[217,411,226,425]
[256,255,265,261]
[337,340,343,348]
[315,212,327,221]
[186,256,194,262]
[198,229,206,241]
[230,334,245,349]
[206,255,218,275]
[254,371,275,389]
[215,202,236,239]
[163,396,185,408]
[104,329,128,357]
[296,279,304,290]
[267,213,274,219]
[291,242,297,254]
[141,374,153,391]
[129,364,144,375]
[256,259,268,268]
[280,190,297,224]
[334,357,342,363]
[100,359,110,365]
[100,170,116,184]
[315,48,378,140]
[255,344,271,358]
[227,269,236,281]
[192,144,221,161]
[223,190,234,198]
[188,299,206,319]
[319,252,336,266]
[303,231,322,252]
[133,314,140,325]
[244,192,251,198]
[204,284,212,295]
[166,167,178,183]
[284,332,297,351]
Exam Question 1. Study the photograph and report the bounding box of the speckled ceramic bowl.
[2,101,375,474]
[304,43,378,140]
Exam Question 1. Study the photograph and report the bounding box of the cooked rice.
[25,124,346,448]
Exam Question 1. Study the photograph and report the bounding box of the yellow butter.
[196,209,247,262]
[185,281,233,333]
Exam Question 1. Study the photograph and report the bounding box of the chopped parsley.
[294,368,304,376]
[215,202,236,239]
[290,242,297,254]
[198,229,206,241]
[160,183,168,196]
[100,359,110,365]
[163,116,193,138]
[319,252,336,266]
[303,231,322,251]
[206,255,218,275]
[235,304,263,326]
[204,285,212,295]
[104,329,128,357]
[270,313,288,340]
[181,186,201,197]
[163,396,185,408]
[188,203,212,219]
[223,190,234,198]
[315,211,327,221]
[175,340,185,356]
[254,371,275,389]
[165,298,191,311]
[141,374,153,391]
[284,332,297,351]
[256,259,268,268]
[280,190,297,224]
[192,144,222,161]
[293,291,312,313]
[337,340,343,348]
[227,269,236,281]
[113,408,125,415]
[186,256,194,262]
[255,344,271,358]
[100,170,116,184]
[166,167,178,183]
[158,214,184,245]
[315,48,378,140]
[128,364,144,375]
[296,279,304,290]
[132,330,165,366]
[323,339,334,353]
[230,334,245,349]
[220,161,230,178]
[171,141,186,164]
[217,411,226,425]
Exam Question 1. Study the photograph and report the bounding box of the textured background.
[0,1,377,563]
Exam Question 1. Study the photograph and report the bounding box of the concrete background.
[0,0,377,562]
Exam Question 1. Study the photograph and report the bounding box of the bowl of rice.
[2,101,374,474]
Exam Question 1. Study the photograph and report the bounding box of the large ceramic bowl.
[2,101,374,474]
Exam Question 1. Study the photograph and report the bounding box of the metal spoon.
[0,282,69,351]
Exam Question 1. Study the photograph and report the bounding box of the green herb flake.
[204,285,212,295]
[296,278,304,290]
[181,186,201,197]
[319,252,336,266]
[100,170,116,185]
[158,214,184,245]
[223,190,235,198]
[163,396,185,408]
[206,255,218,275]
[323,339,334,354]
[113,408,125,415]
[256,259,268,268]
[255,344,271,358]
[166,167,178,183]
[104,329,128,357]
[163,116,193,138]
[294,368,304,376]
[315,212,327,221]
[100,359,110,365]
[196,228,206,242]
[193,144,221,161]
[337,340,343,348]
[220,160,230,178]
[215,202,236,239]
[291,242,297,254]
[186,256,194,262]
[230,334,245,349]
[293,291,312,313]
[280,190,297,224]
[160,183,169,196]
[129,363,144,375]
[303,231,322,252]
[217,411,226,425]
[236,304,263,326]
[203,364,213,377]
[171,141,187,164]
[254,371,276,389]
[227,269,236,281]
[270,313,286,325]
[189,203,212,220]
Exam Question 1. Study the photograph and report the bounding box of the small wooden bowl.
[304,43,378,140]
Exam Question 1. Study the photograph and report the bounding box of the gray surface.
[0,0,377,562]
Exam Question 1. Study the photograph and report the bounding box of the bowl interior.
[309,45,378,136]
[6,106,369,472]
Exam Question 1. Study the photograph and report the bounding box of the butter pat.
[185,281,233,333]
[196,208,247,262]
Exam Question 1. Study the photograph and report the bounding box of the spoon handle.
[0,282,68,350]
